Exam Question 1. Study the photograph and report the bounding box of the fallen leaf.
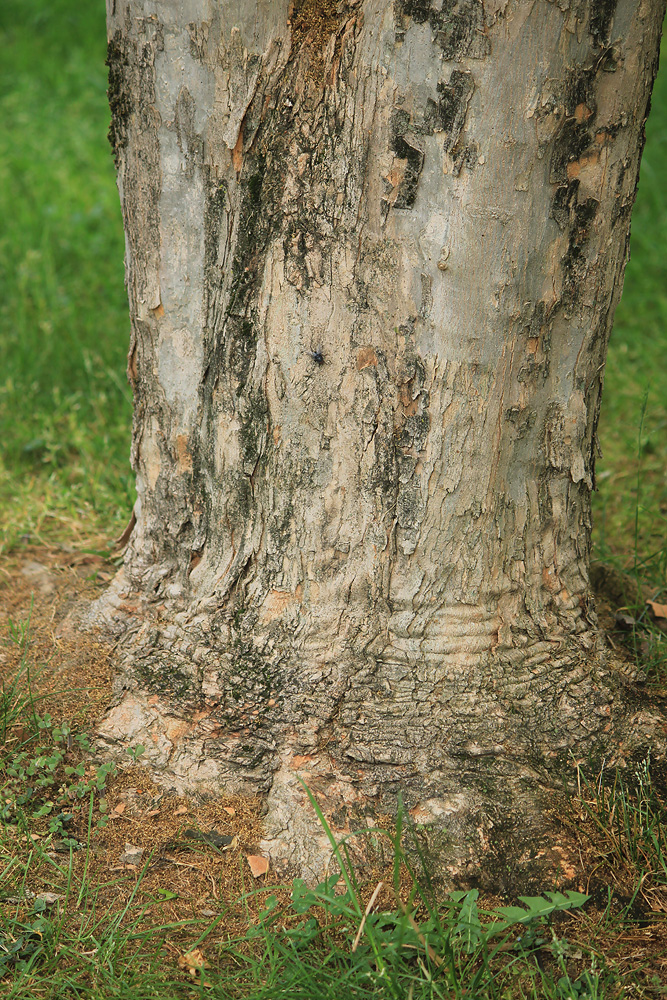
[223,806,236,817]
[647,600,667,631]
[113,510,137,551]
[174,805,188,816]
[152,888,179,901]
[52,839,81,853]
[112,802,126,815]
[2,891,64,907]
[615,612,637,630]
[178,948,209,975]
[145,809,160,817]
[119,843,144,865]
[183,828,234,849]
[246,854,269,878]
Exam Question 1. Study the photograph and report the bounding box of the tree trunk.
[98,0,665,883]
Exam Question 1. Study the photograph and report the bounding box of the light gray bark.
[98,0,666,884]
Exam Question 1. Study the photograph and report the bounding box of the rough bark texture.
[98,0,666,884]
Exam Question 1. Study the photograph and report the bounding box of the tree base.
[85,573,666,889]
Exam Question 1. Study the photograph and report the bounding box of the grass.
[0,0,133,552]
[0,0,666,997]
[594,33,667,576]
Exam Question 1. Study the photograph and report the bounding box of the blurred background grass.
[0,1,665,572]
[0,0,132,549]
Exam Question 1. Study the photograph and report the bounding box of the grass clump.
[593,40,667,585]
[568,756,667,901]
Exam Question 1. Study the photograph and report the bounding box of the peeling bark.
[98,0,666,884]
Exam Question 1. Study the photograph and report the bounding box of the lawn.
[0,0,132,551]
[0,2,666,997]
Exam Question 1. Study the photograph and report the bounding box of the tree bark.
[98,0,666,883]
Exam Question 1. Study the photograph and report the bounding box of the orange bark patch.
[399,389,419,417]
[574,103,593,123]
[261,584,304,621]
[566,148,600,181]
[409,804,433,825]
[165,719,192,742]
[356,347,377,370]
[385,165,405,204]
[175,434,193,474]
[290,754,317,769]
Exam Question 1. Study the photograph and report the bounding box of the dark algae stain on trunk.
[106,31,130,165]
[589,0,620,46]
[395,0,490,59]
[426,70,475,154]
[389,110,425,209]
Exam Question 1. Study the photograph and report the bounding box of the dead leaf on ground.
[178,948,209,976]
[35,892,63,907]
[114,786,163,818]
[646,600,667,630]
[183,828,234,849]
[246,854,269,878]
[174,805,188,816]
[615,612,638,630]
[119,843,144,865]
[223,806,236,817]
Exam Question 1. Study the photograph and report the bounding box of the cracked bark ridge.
[96,0,667,885]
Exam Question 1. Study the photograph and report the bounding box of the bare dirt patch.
[0,543,115,729]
